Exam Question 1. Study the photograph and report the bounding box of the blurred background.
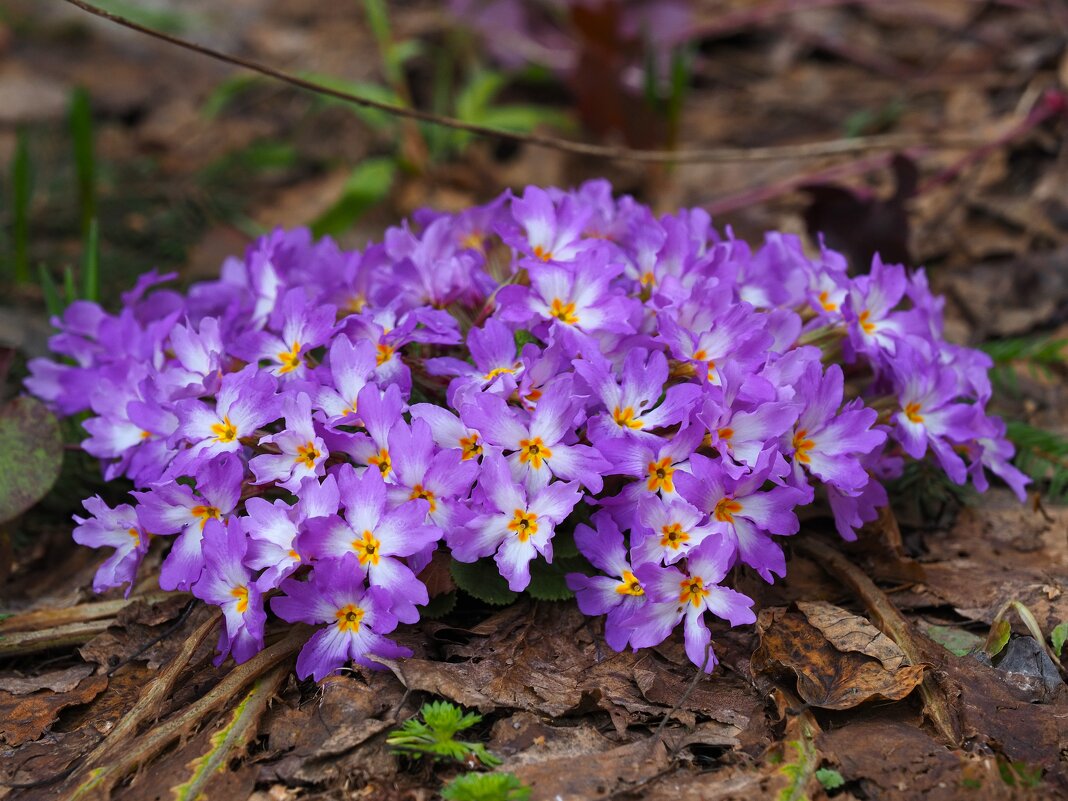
[1,0,1067,351]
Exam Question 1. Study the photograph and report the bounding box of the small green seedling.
[816,767,846,791]
[386,700,501,767]
[441,772,531,801]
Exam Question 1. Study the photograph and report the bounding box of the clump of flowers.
[28,181,1028,678]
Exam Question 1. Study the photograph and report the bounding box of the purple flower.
[629,535,755,672]
[235,288,336,380]
[577,349,701,445]
[964,417,1030,501]
[426,318,523,406]
[453,453,581,591]
[171,365,280,473]
[788,363,886,494]
[272,554,412,681]
[631,493,716,565]
[675,453,804,582]
[135,452,244,591]
[73,497,148,596]
[314,335,379,430]
[327,383,406,480]
[250,392,328,491]
[192,519,266,665]
[409,403,485,462]
[843,256,916,359]
[500,185,591,264]
[460,377,609,493]
[299,465,441,623]
[565,510,649,651]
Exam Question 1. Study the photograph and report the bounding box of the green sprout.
[386,700,501,767]
[441,773,531,801]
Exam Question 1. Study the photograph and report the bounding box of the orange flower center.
[858,309,876,335]
[192,505,221,529]
[352,529,382,566]
[211,415,238,444]
[679,576,709,607]
[612,406,643,430]
[660,523,689,550]
[409,484,437,513]
[615,570,644,596]
[904,401,924,424]
[459,434,482,461]
[646,457,675,493]
[714,497,743,523]
[295,441,321,469]
[507,509,539,542]
[368,447,392,476]
[792,429,815,464]
[335,603,365,633]
[375,342,395,366]
[532,244,553,262]
[277,342,302,374]
[518,437,552,469]
[818,290,838,312]
[549,298,579,325]
[231,585,249,614]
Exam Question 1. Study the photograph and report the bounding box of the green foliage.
[82,218,100,304]
[0,397,64,524]
[527,555,586,601]
[441,773,531,801]
[921,623,982,657]
[981,335,1068,394]
[983,618,1011,658]
[451,558,519,606]
[201,74,263,118]
[422,591,458,619]
[89,0,193,33]
[1004,421,1068,502]
[311,157,396,238]
[387,701,501,767]
[777,737,818,801]
[998,758,1043,789]
[1051,621,1068,658]
[70,87,96,238]
[815,768,845,791]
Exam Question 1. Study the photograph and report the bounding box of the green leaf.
[0,397,64,524]
[82,218,99,303]
[69,87,96,237]
[983,618,1011,658]
[474,105,573,134]
[299,73,404,132]
[441,772,531,801]
[1050,621,1068,658]
[202,74,262,118]
[38,264,64,319]
[455,71,507,122]
[816,768,846,790]
[450,558,518,606]
[526,557,577,602]
[311,158,396,238]
[11,130,32,284]
[421,591,457,619]
[920,623,982,657]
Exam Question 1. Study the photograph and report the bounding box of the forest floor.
[2,1,1068,799]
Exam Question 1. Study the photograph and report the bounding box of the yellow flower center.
[904,401,924,424]
[484,366,516,381]
[288,549,300,562]
[612,406,643,430]
[693,349,707,361]
[345,294,367,314]
[507,509,539,542]
[277,341,302,374]
[459,434,482,461]
[375,343,395,366]
[191,505,221,529]
[818,290,838,312]
[858,309,876,335]
[231,585,249,614]
[352,529,382,567]
[461,231,485,252]
[518,437,552,469]
[646,457,675,493]
[714,497,743,523]
[140,430,152,440]
[211,415,238,444]
[128,527,142,545]
[549,298,579,325]
[660,523,689,550]
[295,441,321,469]
[409,484,437,513]
[532,244,553,262]
[792,428,815,464]
[616,570,644,596]
[368,447,392,476]
[717,427,734,444]
[335,603,365,633]
[640,271,656,288]
[679,576,709,607]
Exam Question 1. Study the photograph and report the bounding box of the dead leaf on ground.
[510,738,670,801]
[752,603,926,710]
[0,672,108,746]
[0,664,94,695]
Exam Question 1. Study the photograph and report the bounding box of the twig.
[106,597,198,676]
[794,539,962,747]
[651,640,713,750]
[60,0,986,165]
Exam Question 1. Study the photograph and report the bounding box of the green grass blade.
[38,264,63,318]
[82,219,99,303]
[70,87,96,236]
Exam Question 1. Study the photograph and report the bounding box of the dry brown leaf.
[798,600,910,671]
[510,739,670,801]
[0,664,94,695]
[752,604,925,710]
[0,673,108,746]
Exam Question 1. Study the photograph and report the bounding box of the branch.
[61,0,986,165]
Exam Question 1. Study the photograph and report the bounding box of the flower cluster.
[29,181,1027,678]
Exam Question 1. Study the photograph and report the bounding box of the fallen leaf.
[0,673,108,746]
[0,664,95,695]
[752,604,926,710]
[510,739,670,801]
[0,396,64,524]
